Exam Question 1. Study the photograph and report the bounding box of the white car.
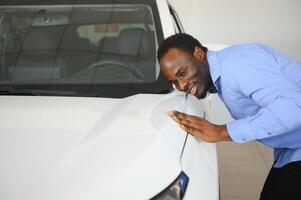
[0,0,224,199]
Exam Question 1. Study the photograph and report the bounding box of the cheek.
[197,65,210,81]
[190,66,205,83]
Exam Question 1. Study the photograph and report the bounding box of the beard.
[192,60,212,99]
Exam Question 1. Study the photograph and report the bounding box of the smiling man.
[157,33,301,200]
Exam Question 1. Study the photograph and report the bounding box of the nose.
[176,79,189,91]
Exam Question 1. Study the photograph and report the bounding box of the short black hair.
[157,33,208,62]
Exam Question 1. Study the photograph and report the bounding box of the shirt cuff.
[226,119,255,143]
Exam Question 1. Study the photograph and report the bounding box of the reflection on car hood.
[0,92,205,200]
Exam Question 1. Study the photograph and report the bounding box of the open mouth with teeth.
[186,82,206,98]
[186,82,197,96]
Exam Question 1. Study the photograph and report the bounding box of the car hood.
[0,92,205,200]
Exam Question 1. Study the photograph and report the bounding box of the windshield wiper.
[0,87,79,96]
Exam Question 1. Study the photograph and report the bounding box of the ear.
[193,46,205,60]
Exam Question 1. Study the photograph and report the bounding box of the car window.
[0,2,172,98]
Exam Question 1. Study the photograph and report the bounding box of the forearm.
[227,97,301,143]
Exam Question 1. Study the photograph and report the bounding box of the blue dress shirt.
[207,44,301,168]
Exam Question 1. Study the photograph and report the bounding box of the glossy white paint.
[0,93,217,200]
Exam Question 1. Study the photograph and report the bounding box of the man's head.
[157,33,215,99]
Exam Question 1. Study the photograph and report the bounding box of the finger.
[168,110,176,117]
[173,111,189,119]
[182,125,217,143]
[179,125,208,141]
[172,114,197,129]
[180,124,193,133]
[175,112,207,128]
[168,110,186,119]
[169,112,182,124]
[174,111,205,124]
[169,111,194,123]
[182,114,206,124]
[177,118,205,131]
[169,110,187,124]
[180,124,206,137]
[169,111,206,132]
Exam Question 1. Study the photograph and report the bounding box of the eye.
[180,70,186,77]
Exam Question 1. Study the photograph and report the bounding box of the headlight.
[151,172,189,200]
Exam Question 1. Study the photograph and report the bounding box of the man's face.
[159,47,211,99]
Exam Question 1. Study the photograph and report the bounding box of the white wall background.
[169,0,301,61]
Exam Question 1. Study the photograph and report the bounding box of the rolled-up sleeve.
[225,51,301,143]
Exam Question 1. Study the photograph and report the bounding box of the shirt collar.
[207,50,221,92]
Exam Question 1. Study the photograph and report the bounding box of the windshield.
[0,0,172,98]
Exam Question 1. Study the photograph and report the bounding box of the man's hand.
[168,110,232,143]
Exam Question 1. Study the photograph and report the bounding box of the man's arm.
[226,50,301,143]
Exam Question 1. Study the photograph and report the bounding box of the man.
[157,33,301,200]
